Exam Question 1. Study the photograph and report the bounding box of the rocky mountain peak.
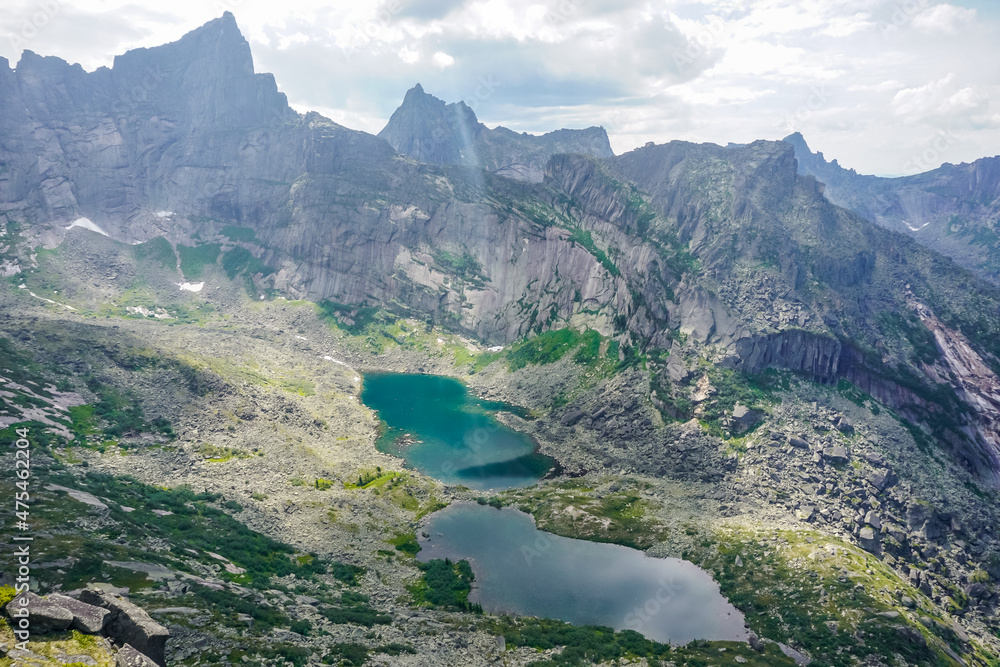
[379,84,613,182]
[111,10,252,74]
[378,84,481,166]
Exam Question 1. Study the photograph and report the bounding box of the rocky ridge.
[784,132,1000,282]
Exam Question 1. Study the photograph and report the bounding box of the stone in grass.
[4,592,73,634]
[116,644,160,667]
[48,593,110,633]
[80,587,170,667]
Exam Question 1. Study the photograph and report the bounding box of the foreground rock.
[80,587,170,667]
[4,592,73,634]
[47,593,111,633]
[116,644,160,667]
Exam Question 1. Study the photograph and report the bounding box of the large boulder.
[559,409,586,427]
[730,404,761,433]
[79,587,170,666]
[858,526,880,553]
[824,445,849,464]
[116,644,160,667]
[48,593,110,633]
[4,592,73,634]
[788,436,810,449]
[906,502,934,530]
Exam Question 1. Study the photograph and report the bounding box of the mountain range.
[1,12,1000,667]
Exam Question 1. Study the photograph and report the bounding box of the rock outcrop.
[4,592,73,634]
[80,587,170,666]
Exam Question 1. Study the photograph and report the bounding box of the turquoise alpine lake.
[418,502,749,645]
[360,372,554,490]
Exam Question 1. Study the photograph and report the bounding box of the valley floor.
[1,250,999,667]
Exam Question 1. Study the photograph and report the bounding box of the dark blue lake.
[418,502,749,645]
[360,373,554,490]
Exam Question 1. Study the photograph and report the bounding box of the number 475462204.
[14,427,30,524]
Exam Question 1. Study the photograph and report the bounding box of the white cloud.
[1,0,998,176]
[892,74,988,121]
[431,50,454,67]
[912,3,977,33]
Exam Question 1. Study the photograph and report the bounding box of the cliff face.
[378,84,613,182]
[784,132,1000,283]
[0,12,302,245]
[3,15,1000,483]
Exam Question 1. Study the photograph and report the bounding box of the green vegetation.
[506,328,585,371]
[133,236,176,270]
[567,227,619,277]
[62,473,331,588]
[221,246,275,280]
[196,442,251,462]
[221,225,258,243]
[329,562,366,586]
[503,480,669,550]
[836,379,882,415]
[68,378,174,443]
[319,589,391,627]
[571,328,602,364]
[345,469,400,489]
[387,531,420,556]
[192,583,289,632]
[493,327,617,375]
[321,642,415,666]
[696,368,779,436]
[0,585,16,607]
[177,242,221,280]
[317,300,388,337]
[685,528,974,667]
[432,248,485,283]
[409,558,480,611]
[878,311,941,364]
[484,616,793,667]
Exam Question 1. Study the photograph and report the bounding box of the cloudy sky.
[2,0,998,175]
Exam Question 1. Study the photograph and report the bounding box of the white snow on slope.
[65,217,109,236]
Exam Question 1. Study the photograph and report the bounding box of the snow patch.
[65,217,109,237]
[178,282,204,292]
[27,290,77,311]
[323,356,349,367]
[156,211,174,218]
[904,220,931,232]
[487,345,504,352]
